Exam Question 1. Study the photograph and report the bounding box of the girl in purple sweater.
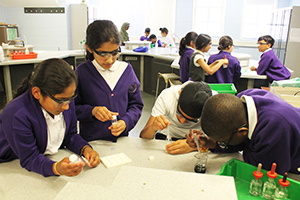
[75,20,143,142]
[0,58,100,177]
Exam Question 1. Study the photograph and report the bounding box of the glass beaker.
[194,153,208,173]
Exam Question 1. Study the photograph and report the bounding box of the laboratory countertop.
[0,50,85,66]
[1,137,300,199]
[0,137,245,200]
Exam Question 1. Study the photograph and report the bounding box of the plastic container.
[208,83,237,95]
[217,159,300,200]
[9,52,38,59]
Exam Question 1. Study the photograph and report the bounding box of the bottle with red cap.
[274,172,290,199]
[249,163,263,196]
[262,163,278,199]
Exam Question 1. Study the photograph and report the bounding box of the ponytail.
[179,31,198,56]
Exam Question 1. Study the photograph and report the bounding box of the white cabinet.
[70,4,88,50]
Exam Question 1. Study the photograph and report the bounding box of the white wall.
[0,5,69,50]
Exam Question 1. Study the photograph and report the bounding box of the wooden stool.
[155,72,181,99]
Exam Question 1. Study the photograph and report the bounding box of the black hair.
[159,27,168,34]
[195,34,211,50]
[145,27,150,33]
[13,58,77,99]
[258,35,275,47]
[179,31,198,56]
[218,35,233,51]
[201,93,247,140]
[85,20,121,60]
[149,34,157,40]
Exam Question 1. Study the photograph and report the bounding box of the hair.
[85,20,121,60]
[159,27,168,34]
[258,35,275,47]
[13,58,77,99]
[145,27,150,33]
[179,31,198,56]
[149,34,157,40]
[218,35,233,51]
[200,93,247,140]
[195,34,211,50]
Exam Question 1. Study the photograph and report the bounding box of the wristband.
[53,162,61,176]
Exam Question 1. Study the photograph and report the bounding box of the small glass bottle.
[274,172,290,200]
[111,115,118,125]
[263,163,278,199]
[249,163,263,196]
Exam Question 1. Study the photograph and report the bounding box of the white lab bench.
[1,137,299,199]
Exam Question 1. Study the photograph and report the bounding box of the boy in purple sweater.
[250,35,291,83]
[186,89,300,175]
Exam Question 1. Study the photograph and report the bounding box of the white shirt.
[92,60,127,91]
[163,34,176,47]
[42,108,66,155]
[151,85,201,138]
[193,50,205,67]
[240,95,257,140]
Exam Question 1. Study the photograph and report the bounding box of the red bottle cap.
[253,163,263,180]
[267,163,278,179]
[279,172,290,187]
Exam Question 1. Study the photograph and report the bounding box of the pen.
[81,155,91,167]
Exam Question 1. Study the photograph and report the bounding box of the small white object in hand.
[69,154,81,164]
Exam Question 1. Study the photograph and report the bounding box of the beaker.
[194,153,208,173]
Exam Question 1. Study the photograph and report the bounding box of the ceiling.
[0,0,59,7]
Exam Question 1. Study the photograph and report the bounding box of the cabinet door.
[144,58,173,96]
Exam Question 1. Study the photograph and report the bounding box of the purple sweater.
[207,51,241,83]
[213,89,300,174]
[0,90,89,177]
[257,49,291,83]
[179,47,194,83]
[75,60,143,142]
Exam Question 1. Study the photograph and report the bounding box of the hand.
[92,106,118,122]
[109,120,127,137]
[55,157,85,177]
[165,139,197,154]
[152,115,171,132]
[223,58,229,65]
[83,147,100,168]
[185,129,208,149]
[250,66,256,71]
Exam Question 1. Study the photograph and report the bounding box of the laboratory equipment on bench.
[249,163,263,196]
[193,132,208,173]
[274,172,290,199]
[262,163,278,199]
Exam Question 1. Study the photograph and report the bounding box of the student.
[140,27,151,41]
[120,22,130,45]
[0,58,100,177]
[159,27,175,48]
[178,31,198,83]
[75,20,143,142]
[189,34,228,82]
[207,35,241,83]
[140,81,212,154]
[149,34,163,47]
[186,89,300,174]
[250,35,291,83]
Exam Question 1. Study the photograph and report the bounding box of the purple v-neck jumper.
[75,60,143,142]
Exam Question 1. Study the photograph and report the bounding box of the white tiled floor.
[129,92,155,138]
